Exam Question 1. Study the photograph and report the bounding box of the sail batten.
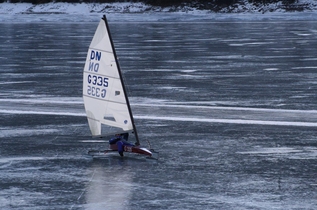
[89,48,113,54]
[83,95,127,105]
[83,15,137,139]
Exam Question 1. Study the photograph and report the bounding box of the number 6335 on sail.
[86,74,109,98]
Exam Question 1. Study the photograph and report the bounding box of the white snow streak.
[136,115,317,127]
[1,108,317,127]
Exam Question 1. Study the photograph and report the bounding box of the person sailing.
[109,133,135,157]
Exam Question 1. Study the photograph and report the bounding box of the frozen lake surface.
[0,14,317,209]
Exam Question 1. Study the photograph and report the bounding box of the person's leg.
[116,141,124,156]
[123,141,134,147]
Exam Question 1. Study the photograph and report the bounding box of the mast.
[102,15,140,145]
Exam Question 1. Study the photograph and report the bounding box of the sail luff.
[101,15,140,145]
[83,16,133,137]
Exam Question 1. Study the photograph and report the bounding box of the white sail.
[83,17,133,137]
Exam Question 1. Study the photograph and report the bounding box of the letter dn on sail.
[90,50,101,61]
[88,50,101,72]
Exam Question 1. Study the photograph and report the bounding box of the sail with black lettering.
[83,15,138,142]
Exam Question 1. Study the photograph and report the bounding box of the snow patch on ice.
[263,68,279,71]
[0,109,85,117]
[135,115,317,127]
[0,128,59,138]
[0,1,317,22]
[238,147,302,154]
[0,97,83,104]
[237,146,317,159]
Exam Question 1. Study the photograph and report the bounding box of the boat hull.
[88,145,158,159]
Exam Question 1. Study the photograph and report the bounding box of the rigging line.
[142,124,154,149]
[102,15,140,145]
[70,169,96,210]
[121,70,132,98]
[120,72,141,145]
[146,139,152,149]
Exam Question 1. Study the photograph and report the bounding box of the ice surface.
[1,97,317,127]
[1,16,317,210]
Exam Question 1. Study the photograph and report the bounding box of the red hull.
[109,144,152,157]
[88,145,158,159]
[123,145,152,156]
